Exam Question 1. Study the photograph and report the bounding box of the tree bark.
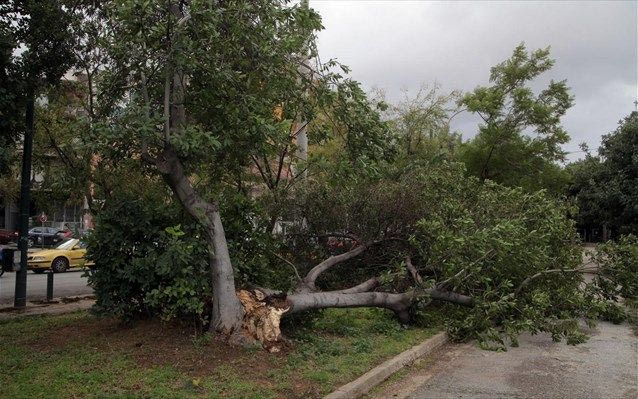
[157,148,244,334]
[295,243,369,292]
[287,287,472,315]
[335,277,379,294]
[287,291,414,322]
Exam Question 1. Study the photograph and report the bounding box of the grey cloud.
[311,0,637,161]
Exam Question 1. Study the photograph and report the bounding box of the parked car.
[27,238,93,273]
[28,227,65,248]
[0,229,18,244]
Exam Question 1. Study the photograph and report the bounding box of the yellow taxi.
[27,238,94,273]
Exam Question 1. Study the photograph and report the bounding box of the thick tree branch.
[298,242,370,292]
[287,291,413,316]
[405,255,423,285]
[427,287,474,306]
[334,277,380,294]
[287,286,473,323]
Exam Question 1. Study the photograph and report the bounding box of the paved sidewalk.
[373,322,637,399]
[0,296,95,320]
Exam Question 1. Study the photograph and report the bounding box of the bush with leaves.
[85,189,211,323]
[568,112,638,237]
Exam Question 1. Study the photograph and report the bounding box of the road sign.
[38,213,47,223]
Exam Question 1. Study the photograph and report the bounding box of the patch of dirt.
[28,315,314,397]
[289,371,322,398]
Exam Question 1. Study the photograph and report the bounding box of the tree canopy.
[0,0,76,172]
[459,43,572,195]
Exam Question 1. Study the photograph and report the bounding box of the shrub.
[86,190,211,323]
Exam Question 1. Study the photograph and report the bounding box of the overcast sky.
[310,1,638,162]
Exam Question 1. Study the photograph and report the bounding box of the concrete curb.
[324,332,448,399]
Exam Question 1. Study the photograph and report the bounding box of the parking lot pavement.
[0,270,92,306]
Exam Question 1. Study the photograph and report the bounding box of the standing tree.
[460,43,572,195]
[382,84,462,160]
[569,111,638,237]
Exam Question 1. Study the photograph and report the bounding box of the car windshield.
[56,239,78,250]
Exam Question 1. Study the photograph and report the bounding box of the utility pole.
[14,93,34,308]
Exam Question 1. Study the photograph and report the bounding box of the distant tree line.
[567,112,638,240]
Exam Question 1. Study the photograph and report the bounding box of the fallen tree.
[87,158,628,351]
[78,0,632,352]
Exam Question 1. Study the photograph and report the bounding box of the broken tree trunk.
[237,290,290,352]
[234,245,475,351]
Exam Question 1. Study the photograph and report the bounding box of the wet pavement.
[402,322,637,399]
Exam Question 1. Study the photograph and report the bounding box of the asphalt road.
[404,322,637,399]
[0,270,92,306]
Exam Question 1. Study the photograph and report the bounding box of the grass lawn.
[0,308,439,399]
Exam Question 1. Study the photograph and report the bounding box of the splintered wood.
[237,289,290,352]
